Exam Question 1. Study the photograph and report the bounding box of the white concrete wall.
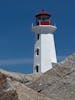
[33,34,41,73]
[33,25,57,73]
[48,34,57,63]
[41,34,52,73]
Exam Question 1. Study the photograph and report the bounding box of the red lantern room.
[35,10,51,25]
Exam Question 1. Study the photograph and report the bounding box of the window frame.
[36,48,39,56]
[35,65,39,72]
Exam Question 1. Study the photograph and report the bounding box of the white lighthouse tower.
[32,10,57,73]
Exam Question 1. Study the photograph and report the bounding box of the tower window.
[37,34,40,40]
[35,65,39,72]
[36,48,39,55]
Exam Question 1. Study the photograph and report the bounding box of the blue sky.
[0,0,75,73]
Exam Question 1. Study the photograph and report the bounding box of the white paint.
[32,25,57,73]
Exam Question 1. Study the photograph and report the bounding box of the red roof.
[35,10,51,17]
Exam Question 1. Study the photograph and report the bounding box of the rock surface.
[11,80,52,100]
[0,72,18,100]
[0,69,41,85]
[28,53,75,100]
[0,72,52,100]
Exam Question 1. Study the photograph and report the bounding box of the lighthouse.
[32,10,57,73]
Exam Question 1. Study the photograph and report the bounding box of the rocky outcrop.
[28,53,75,100]
[0,69,41,85]
[12,80,53,100]
[0,72,18,100]
[0,71,52,100]
[0,73,7,91]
